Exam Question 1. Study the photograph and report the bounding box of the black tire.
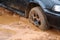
[29,7,49,30]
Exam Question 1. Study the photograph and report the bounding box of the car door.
[17,0,28,11]
[1,0,27,11]
[10,0,27,11]
[17,0,27,11]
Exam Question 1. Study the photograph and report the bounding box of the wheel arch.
[25,1,46,18]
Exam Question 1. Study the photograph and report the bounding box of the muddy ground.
[0,7,60,40]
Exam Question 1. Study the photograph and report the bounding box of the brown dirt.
[0,7,60,40]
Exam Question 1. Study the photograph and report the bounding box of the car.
[0,0,60,30]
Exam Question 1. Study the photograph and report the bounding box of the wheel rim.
[29,11,41,27]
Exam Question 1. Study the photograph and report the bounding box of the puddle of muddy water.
[0,7,20,24]
[0,15,20,24]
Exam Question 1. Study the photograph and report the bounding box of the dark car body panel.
[0,0,46,11]
[0,0,60,29]
[44,9,60,29]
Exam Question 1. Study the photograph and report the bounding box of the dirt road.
[0,7,60,40]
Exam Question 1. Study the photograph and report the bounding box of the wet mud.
[0,7,60,40]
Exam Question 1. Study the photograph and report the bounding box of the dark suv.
[0,0,60,30]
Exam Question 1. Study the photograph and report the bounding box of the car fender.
[28,0,46,9]
[25,0,46,17]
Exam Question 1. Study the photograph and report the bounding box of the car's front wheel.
[29,7,49,30]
